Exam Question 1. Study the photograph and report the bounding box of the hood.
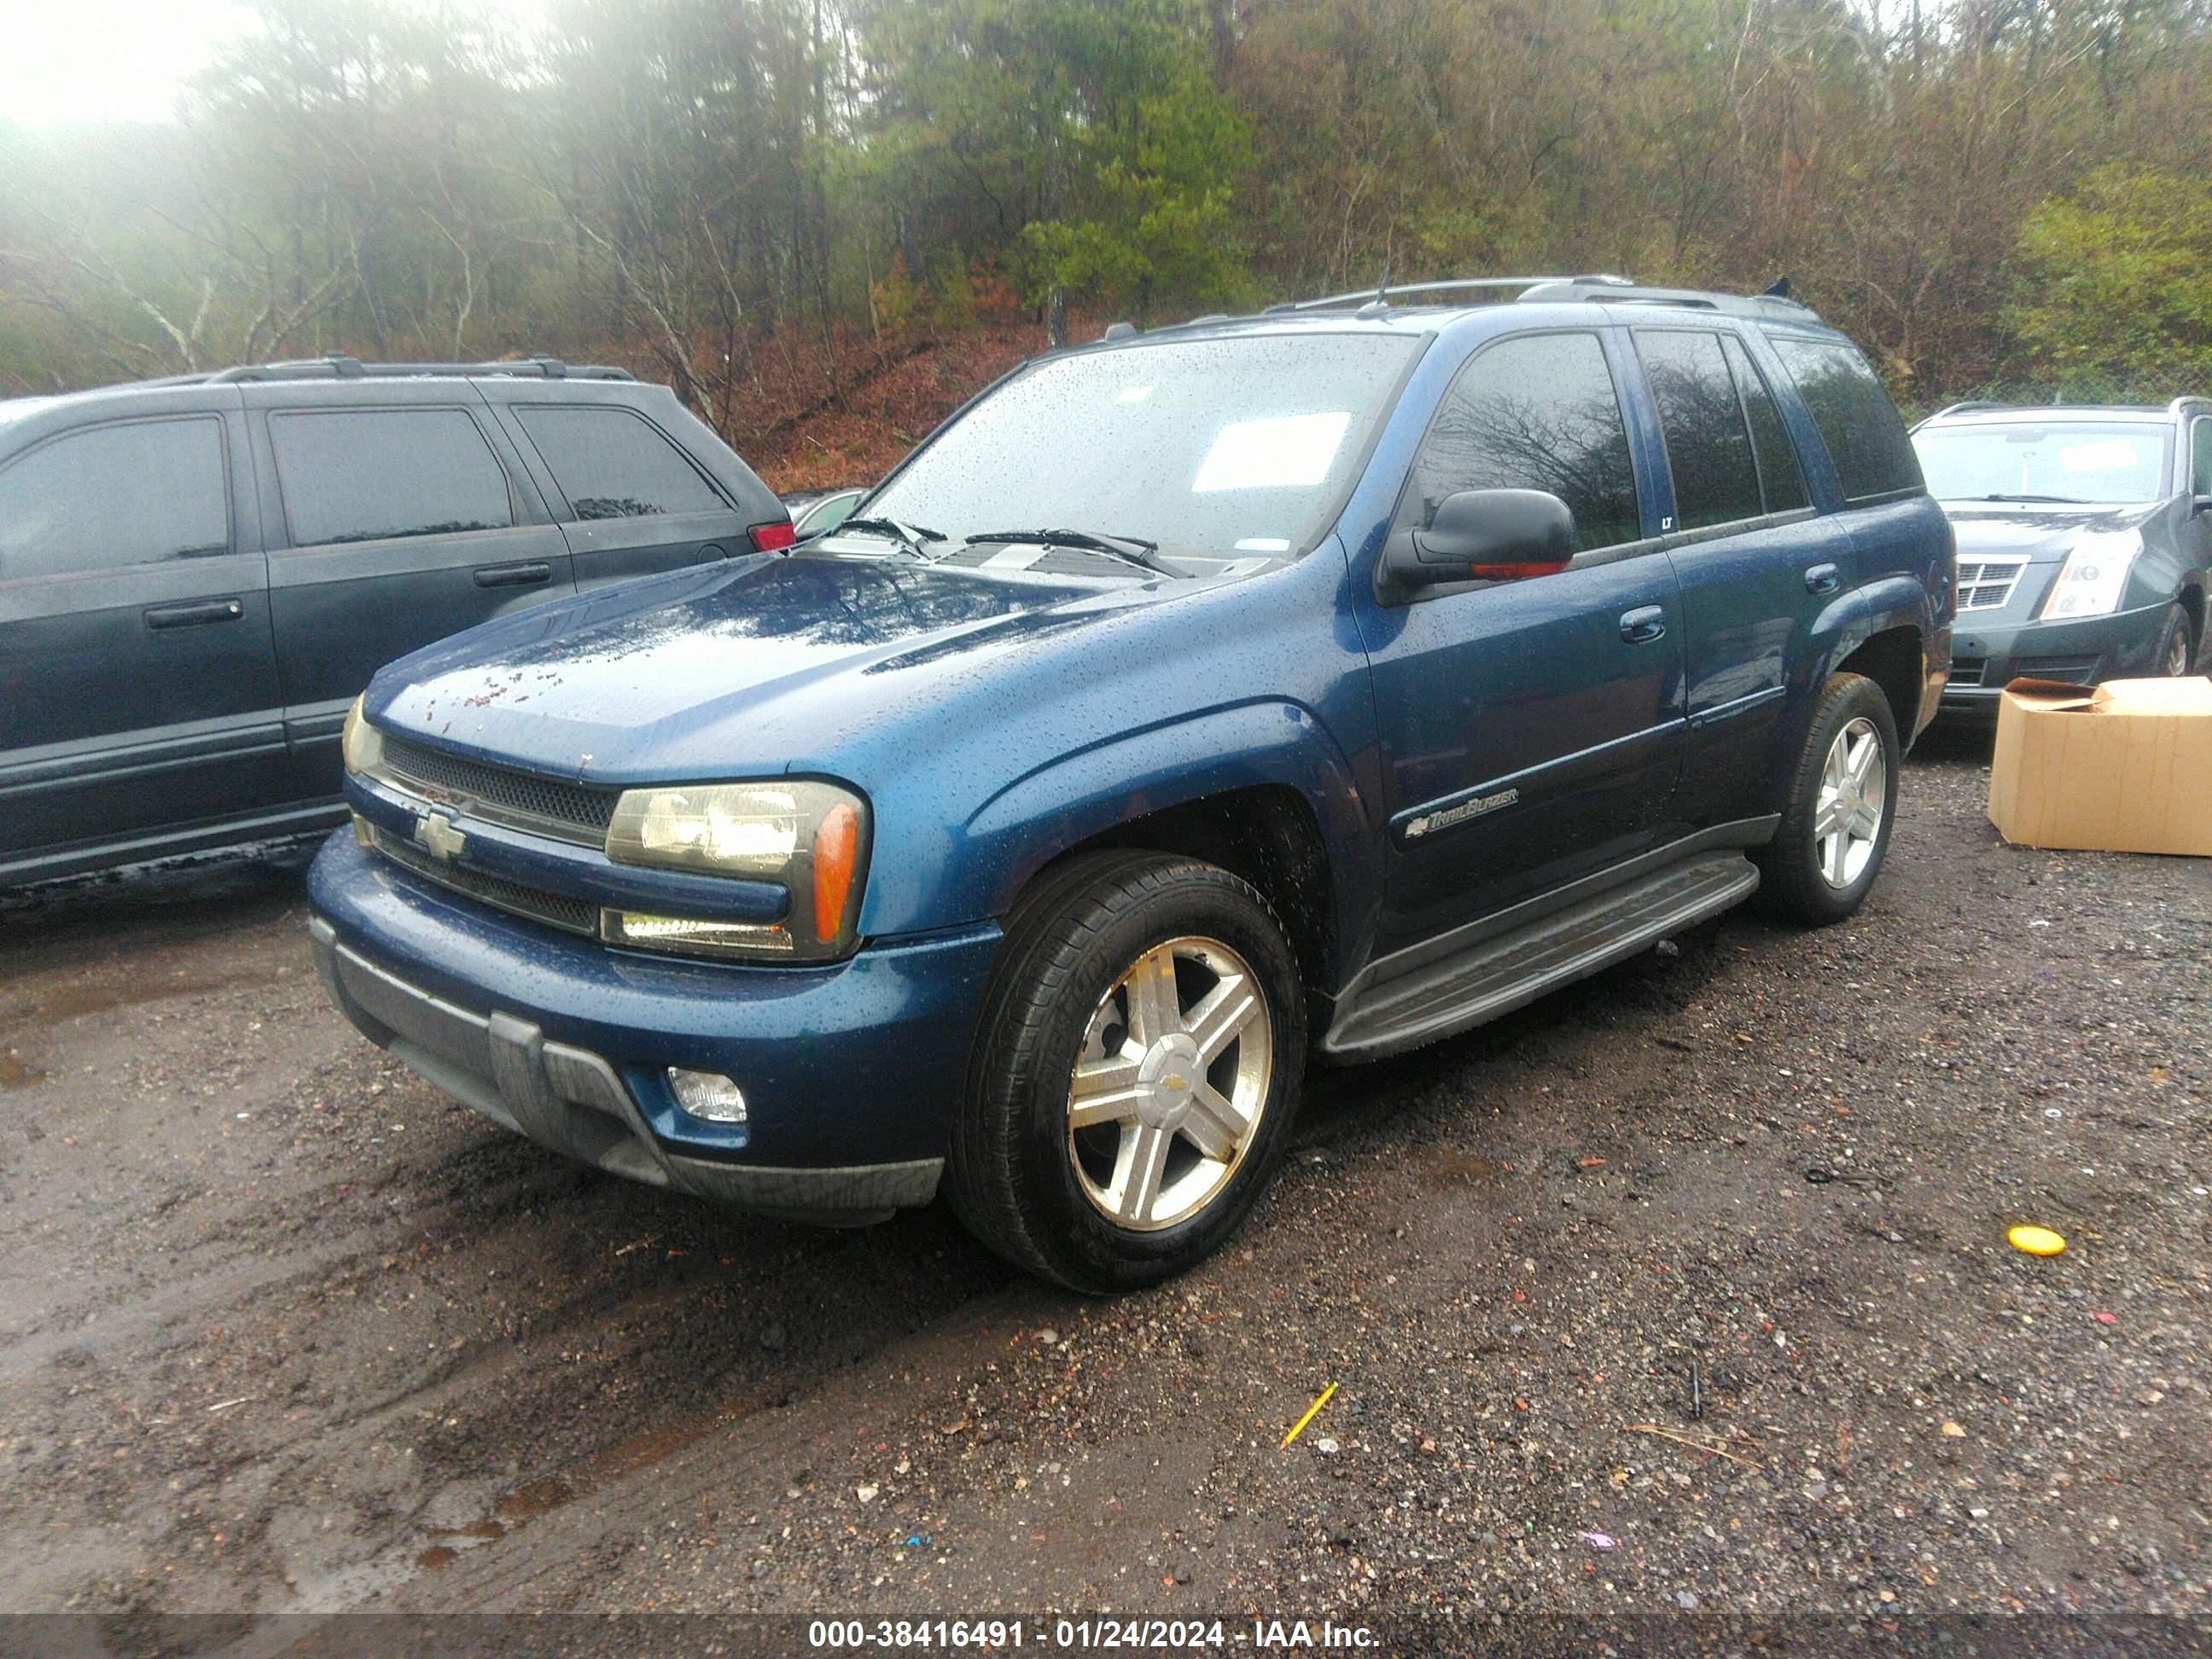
[366,552,1176,783]
[1939,501,2159,563]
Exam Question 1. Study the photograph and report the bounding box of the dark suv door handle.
[1804,563,1842,595]
[1619,605,1668,644]
[145,598,244,630]
[474,561,553,589]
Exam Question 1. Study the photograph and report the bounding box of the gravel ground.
[1,736,2207,1653]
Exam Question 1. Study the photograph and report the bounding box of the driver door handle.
[1804,563,1842,595]
[1619,605,1668,644]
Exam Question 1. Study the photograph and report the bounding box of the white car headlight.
[2040,529,2140,620]
[602,779,870,961]
[341,695,385,776]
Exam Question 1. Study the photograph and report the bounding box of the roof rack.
[198,352,633,385]
[1264,276,1631,314]
[1512,277,1820,320]
[1926,400,2009,420]
[2168,395,2212,419]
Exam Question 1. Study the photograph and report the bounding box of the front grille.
[1955,556,2028,611]
[2015,655,2101,684]
[365,823,599,936]
[1949,657,1986,688]
[378,732,618,846]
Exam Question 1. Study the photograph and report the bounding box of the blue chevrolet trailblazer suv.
[310,276,1953,1291]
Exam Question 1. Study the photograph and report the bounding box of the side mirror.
[1390,488,1576,586]
[2192,493,2212,517]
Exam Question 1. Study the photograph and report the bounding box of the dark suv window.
[271,408,513,547]
[515,406,724,521]
[1723,336,1808,514]
[1768,336,1922,504]
[1399,331,1641,553]
[0,417,229,581]
[1634,330,1761,532]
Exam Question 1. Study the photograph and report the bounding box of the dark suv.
[0,357,790,885]
[1912,398,2211,714]
[310,277,1953,1291]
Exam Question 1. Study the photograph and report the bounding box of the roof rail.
[1926,400,2009,420]
[1264,276,1631,314]
[2167,395,2212,418]
[204,352,634,385]
[1513,277,1820,320]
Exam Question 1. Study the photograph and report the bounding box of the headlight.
[602,779,870,960]
[2040,530,2140,620]
[341,696,385,776]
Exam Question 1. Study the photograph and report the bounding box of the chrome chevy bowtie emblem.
[414,812,468,861]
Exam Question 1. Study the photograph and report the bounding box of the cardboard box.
[1988,676,2212,856]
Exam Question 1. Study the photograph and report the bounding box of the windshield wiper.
[1974,493,2086,504]
[832,516,946,560]
[963,527,1187,578]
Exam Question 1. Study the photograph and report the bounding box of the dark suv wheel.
[947,851,1305,1293]
[1755,672,1901,926]
[2151,600,2198,678]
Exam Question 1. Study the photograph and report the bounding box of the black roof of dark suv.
[0,355,790,886]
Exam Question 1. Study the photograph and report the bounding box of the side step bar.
[1323,851,1760,1061]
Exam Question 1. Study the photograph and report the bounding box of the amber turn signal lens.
[812,801,860,942]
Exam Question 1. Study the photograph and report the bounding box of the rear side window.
[271,409,512,547]
[0,417,229,581]
[515,406,725,521]
[1633,329,1761,531]
[1767,336,1923,504]
[2191,418,2212,496]
[1722,336,1809,513]
[1399,331,1642,553]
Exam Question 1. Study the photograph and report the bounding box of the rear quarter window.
[1767,335,1924,504]
[514,405,725,521]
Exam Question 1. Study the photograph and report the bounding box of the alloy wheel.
[1066,935,1273,1232]
[1813,716,1886,890]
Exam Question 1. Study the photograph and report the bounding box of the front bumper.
[1941,598,2170,719]
[308,831,1001,1223]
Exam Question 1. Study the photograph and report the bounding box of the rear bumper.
[1941,599,2168,719]
[307,831,1000,1222]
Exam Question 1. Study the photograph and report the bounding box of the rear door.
[0,399,288,874]
[487,391,752,590]
[248,384,577,800]
[1627,326,1845,824]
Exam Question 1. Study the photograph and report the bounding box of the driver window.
[1394,331,1641,555]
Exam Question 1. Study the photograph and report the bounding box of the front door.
[1353,329,1686,952]
[0,409,288,874]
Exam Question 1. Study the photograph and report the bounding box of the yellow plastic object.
[2008,1225,2066,1257]
[1281,1382,1337,1449]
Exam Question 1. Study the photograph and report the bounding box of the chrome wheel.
[1813,716,1885,890]
[1066,935,1273,1232]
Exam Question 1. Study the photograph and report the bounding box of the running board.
[1322,852,1760,1060]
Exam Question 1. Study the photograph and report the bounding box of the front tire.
[947,851,1305,1293]
[1755,672,1901,926]
[2151,599,2197,678]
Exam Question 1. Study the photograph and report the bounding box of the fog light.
[667,1068,747,1123]
[602,909,795,958]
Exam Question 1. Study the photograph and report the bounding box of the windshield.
[848,332,1422,570]
[1912,422,2168,504]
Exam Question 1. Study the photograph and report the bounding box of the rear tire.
[947,851,1305,1294]
[1755,672,1901,926]
[2151,599,2197,678]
